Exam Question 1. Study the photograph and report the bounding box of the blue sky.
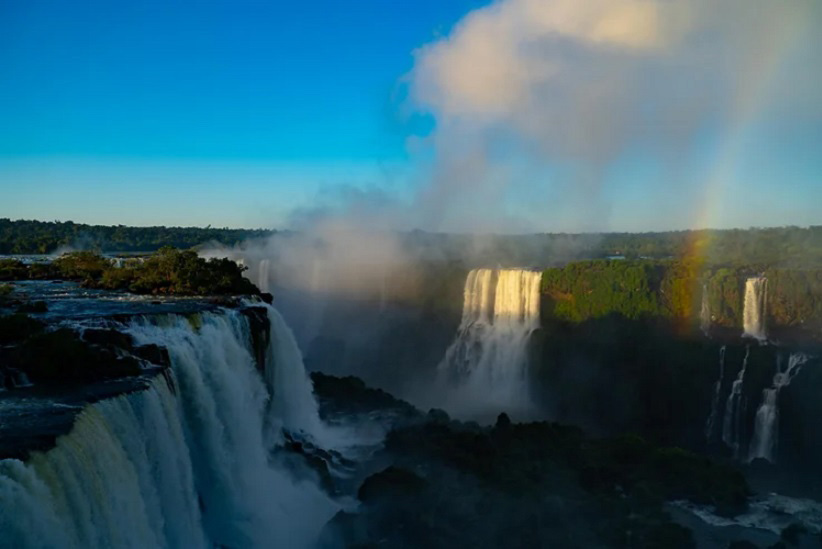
[1,0,820,231]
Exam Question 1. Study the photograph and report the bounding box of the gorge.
[1,244,822,548]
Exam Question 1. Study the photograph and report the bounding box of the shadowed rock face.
[241,305,271,372]
[314,371,749,549]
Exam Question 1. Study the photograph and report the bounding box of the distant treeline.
[0,219,274,254]
[2,219,821,269]
[403,226,822,269]
[597,226,822,268]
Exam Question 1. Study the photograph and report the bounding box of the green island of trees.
[1,248,260,296]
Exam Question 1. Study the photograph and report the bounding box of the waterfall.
[743,277,768,340]
[438,268,542,420]
[722,346,750,458]
[263,304,326,442]
[257,259,272,293]
[0,308,336,548]
[704,346,726,441]
[0,376,207,548]
[700,283,711,335]
[748,353,809,463]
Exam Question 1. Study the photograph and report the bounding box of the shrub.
[53,251,111,280]
[0,259,27,280]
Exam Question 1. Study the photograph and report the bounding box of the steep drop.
[743,276,768,340]
[0,307,336,548]
[722,346,750,459]
[438,268,542,421]
[748,353,809,463]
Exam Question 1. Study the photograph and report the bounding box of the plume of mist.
[205,0,821,408]
[405,0,822,232]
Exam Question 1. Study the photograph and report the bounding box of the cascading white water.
[722,346,750,458]
[264,304,326,442]
[704,346,726,441]
[438,268,542,420]
[0,308,337,548]
[743,277,768,340]
[257,259,272,293]
[0,376,207,548]
[748,353,809,463]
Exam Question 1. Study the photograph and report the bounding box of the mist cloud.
[406,0,821,232]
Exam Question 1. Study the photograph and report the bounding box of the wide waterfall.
[722,346,750,458]
[748,353,809,463]
[0,306,336,548]
[743,277,768,340]
[438,268,542,421]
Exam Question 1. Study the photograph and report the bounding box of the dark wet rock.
[206,296,236,307]
[319,511,368,548]
[133,344,170,368]
[780,523,808,546]
[427,408,450,424]
[310,372,421,421]
[280,431,339,495]
[10,329,141,385]
[728,541,759,549]
[82,328,134,351]
[0,314,44,345]
[357,466,426,503]
[16,300,48,313]
[240,306,270,373]
[260,292,273,304]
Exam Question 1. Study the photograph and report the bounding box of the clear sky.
[1,0,820,232]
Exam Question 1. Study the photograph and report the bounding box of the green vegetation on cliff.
[541,259,822,337]
[97,247,259,295]
[765,268,822,330]
[541,260,700,323]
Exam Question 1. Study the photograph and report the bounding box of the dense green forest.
[541,259,822,337]
[2,219,820,269]
[0,218,274,254]
[541,260,687,322]
[0,249,259,296]
[596,226,822,267]
[403,226,822,269]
